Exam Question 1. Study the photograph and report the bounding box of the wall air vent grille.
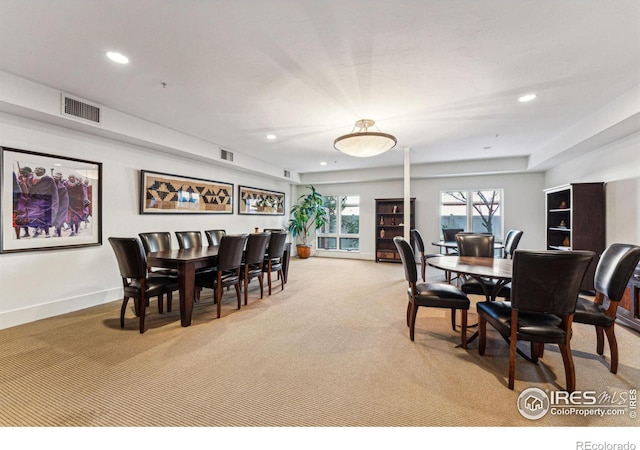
[61,94,101,125]
[220,149,234,162]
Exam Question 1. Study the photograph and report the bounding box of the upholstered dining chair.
[175,230,203,249]
[394,236,471,347]
[410,228,444,282]
[139,231,178,276]
[241,232,271,305]
[195,234,248,318]
[573,243,640,374]
[263,231,287,295]
[108,237,178,333]
[487,229,524,301]
[477,249,594,391]
[204,229,226,247]
[442,228,463,255]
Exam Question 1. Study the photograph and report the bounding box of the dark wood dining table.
[427,255,513,346]
[147,246,219,327]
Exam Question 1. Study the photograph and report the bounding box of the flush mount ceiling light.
[106,51,129,64]
[518,93,537,102]
[334,119,397,157]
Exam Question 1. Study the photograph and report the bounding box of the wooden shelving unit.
[375,198,415,263]
[544,183,605,292]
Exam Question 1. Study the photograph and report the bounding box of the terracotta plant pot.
[296,244,311,259]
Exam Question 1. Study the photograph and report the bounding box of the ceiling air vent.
[61,93,102,125]
[220,149,234,162]
[283,170,291,178]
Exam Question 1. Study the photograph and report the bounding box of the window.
[440,189,503,238]
[317,195,360,251]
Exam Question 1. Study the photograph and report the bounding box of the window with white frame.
[440,189,503,238]
[317,195,360,251]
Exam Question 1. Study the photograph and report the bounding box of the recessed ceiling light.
[266,134,277,140]
[106,51,129,64]
[518,94,537,102]
[320,161,327,166]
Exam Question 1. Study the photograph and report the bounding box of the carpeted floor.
[0,257,638,428]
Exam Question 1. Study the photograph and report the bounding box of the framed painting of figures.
[238,185,285,215]
[0,146,102,253]
[140,170,233,214]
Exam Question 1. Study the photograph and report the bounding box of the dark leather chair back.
[442,228,463,241]
[394,236,418,284]
[217,234,248,271]
[594,243,640,301]
[264,228,285,233]
[175,231,203,249]
[139,232,172,253]
[109,237,147,279]
[410,229,425,253]
[245,233,271,265]
[266,231,287,260]
[204,229,226,246]
[511,250,594,315]
[503,230,523,259]
[455,233,494,258]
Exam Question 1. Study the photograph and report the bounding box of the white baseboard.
[0,288,121,331]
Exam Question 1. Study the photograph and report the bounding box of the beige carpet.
[0,257,638,427]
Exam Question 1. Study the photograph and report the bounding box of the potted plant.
[288,185,328,259]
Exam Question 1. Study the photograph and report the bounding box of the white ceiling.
[1,0,639,176]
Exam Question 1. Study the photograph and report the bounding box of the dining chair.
[573,243,640,374]
[410,228,444,282]
[241,232,271,305]
[204,229,226,247]
[394,236,471,347]
[175,230,204,249]
[196,234,248,318]
[441,228,463,255]
[263,231,287,295]
[108,237,178,333]
[139,231,179,285]
[477,249,594,391]
[487,229,524,301]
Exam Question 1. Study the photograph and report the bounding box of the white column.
[404,147,410,241]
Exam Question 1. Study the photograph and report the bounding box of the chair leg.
[258,273,264,299]
[157,294,164,314]
[421,259,426,282]
[267,271,273,295]
[409,303,418,341]
[559,342,576,392]
[216,284,222,319]
[451,308,457,331]
[595,325,605,355]
[120,297,129,328]
[460,310,468,349]
[508,312,518,390]
[279,269,284,291]
[478,315,487,355]
[138,298,146,334]
[604,324,619,374]
[235,284,241,310]
[167,292,172,312]
[244,274,249,306]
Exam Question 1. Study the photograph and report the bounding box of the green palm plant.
[288,185,328,247]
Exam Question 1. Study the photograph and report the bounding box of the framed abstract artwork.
[140,170,233,214]
[0,146,102,253]
[238,185,285,215]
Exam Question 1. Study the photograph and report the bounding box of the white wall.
[0,113,292,329]
[303,171,546,260]
[545,132,640,245]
